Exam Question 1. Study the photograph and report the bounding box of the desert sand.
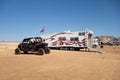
[0,42,120,80]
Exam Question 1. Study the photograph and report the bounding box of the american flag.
[40,26,45,32]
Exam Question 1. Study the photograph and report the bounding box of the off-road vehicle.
[15,37,50,55]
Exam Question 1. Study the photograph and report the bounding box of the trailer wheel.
[74,48,80,51]
[24,51,28,54]
[44,48,50,54]
[69,47,74,51]
[15,48,20,54]
[38,48,45,55]
[57,47,60,50]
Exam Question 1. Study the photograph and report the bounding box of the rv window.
[70,37,79,41]
[58,37,66,41]
[79,32,85,36]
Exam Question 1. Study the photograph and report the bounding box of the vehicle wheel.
[69,47,74,51]
[74,48,80,51]
[44,48,50,54]
[15,48,20,54]
[24,51,28,54]
[38,48,45,55]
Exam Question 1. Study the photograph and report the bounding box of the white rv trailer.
[41,30,94,50]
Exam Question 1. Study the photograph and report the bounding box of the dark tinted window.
[70,37,79,41]
[58,37,66,41]
[79,32,85,36]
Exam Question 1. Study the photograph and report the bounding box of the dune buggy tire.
[15,48,21,54]
[44,48,50,54]
[38,48,45,55]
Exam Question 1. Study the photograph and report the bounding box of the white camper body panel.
[41,30,93,49]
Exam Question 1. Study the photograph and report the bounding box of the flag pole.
[40,26,45,36]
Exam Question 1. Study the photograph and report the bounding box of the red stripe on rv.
[51,32,72,37]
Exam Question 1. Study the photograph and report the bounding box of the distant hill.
[96,36,120,43]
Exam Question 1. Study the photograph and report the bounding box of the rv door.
[87,33,92,48]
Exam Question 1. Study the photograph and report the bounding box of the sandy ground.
[0,42,120,80]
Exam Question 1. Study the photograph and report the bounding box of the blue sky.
[0,0,120,41]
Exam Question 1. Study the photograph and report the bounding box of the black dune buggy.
[15,37,50,55]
